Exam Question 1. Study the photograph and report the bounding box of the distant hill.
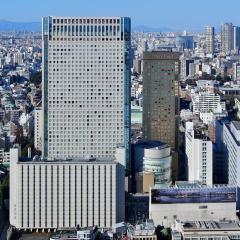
[0,20,41,32]
[132,25,173,32]
[0,21,205,33]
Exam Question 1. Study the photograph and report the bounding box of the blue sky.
[3,0,240,30]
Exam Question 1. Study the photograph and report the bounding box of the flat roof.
[178,220,240,231]
[232,121,240,130]
[152,181,235,190]
[225,123,240,146]
[135,140,169,150]
[143,51,181,60]
[175,181,201,188]
[18,158,117,165]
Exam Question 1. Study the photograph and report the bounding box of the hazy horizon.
[1,0,240,30]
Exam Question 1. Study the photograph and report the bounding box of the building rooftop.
[225,122,240,146]
[18,156,117,165]
[232,121,240,130]
[152,181,235,190]
[177,220,240,231]
[220,86,240,90]
[143,51,181,60]
[175,181,201,188]
[133,220,155,236]
[135,140,169,150]
[193,129,210,140]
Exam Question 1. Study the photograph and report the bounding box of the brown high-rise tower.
[142,51,181,150]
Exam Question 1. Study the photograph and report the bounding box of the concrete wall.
[10,156,125,230]
[150,202,237,227]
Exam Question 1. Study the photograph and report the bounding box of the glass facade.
[151,187,236,204]
[122,17,131,174]
[43,17,50,157]
[144,155,171,185]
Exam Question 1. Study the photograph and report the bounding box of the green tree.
[216,74,222,81]
[26,86,32,93]
[0,175,9,201]
[21,143,33,157]
[161,228,171,240]
[229,96,235,109]
[30,71,42,85]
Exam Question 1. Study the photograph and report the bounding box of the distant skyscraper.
[142,51,181,150]
[205,26,214,54]
[233,62,240,81]
[221,23,234,54]
[10,16,131,231]
[175,36,194,50]
[233,26,240,53]
[182,59,194,78]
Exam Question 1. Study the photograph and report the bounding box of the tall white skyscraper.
[205,26,214,54]
[42,17,131,166]
[10,16,131,231]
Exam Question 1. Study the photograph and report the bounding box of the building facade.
[133,141,172,189]
[10,16,130,231]
[192,91,225,115]
[10,148,125,231]
[234,26,240,53]
[221,23,234,55]
[42,16,131,166]
[142,51,181,150]
[175,36,194,50]
[185,122,213,185]
[143,143,172,186]
[233,62,240,81]
[150,183,237,227]
[34,107,43,152]
[172,220,240,240]
[205,26,214,54]
[223,121,240,187]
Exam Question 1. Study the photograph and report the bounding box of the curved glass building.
[134,141,172,186]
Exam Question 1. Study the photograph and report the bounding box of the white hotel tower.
[10,16,131,231]
[42,16,131,162]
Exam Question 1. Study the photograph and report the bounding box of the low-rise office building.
[192,92,225,115]
[10,148,125,231]
[149,182,237,227]
[131,220,157,240]
[172,220,240,240]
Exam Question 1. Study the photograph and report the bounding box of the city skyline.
[2,1,240,238]
[1,0,240,30]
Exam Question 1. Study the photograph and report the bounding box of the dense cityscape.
[1,5,240,240]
